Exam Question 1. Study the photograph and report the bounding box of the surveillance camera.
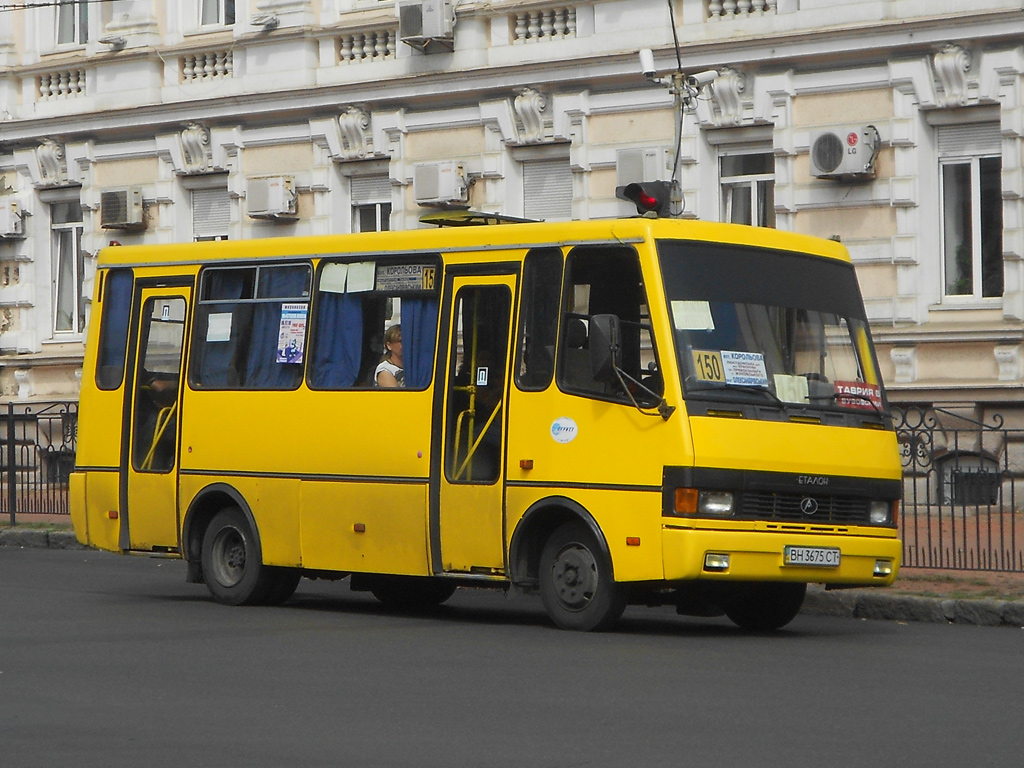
[686,69,719,88]
[639,49,656,79]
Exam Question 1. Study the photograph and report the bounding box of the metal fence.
[4,400,1023,573]
[1,401,78,525]
[896,406,1023,572]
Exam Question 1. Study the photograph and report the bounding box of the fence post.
[7,402,16,526]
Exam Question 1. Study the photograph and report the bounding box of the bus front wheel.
[201,506,280,606]
[722,582,807,631]
[539,521,627,632]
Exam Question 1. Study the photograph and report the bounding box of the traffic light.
[615,180,672,217]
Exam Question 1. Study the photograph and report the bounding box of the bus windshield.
[658,240,885,415]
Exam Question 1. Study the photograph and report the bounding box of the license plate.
[784,546,841,567]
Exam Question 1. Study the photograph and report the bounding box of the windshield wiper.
[686,383,785,406]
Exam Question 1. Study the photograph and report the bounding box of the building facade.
[1,0,1023,427]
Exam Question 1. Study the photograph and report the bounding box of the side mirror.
[589,314,621,383]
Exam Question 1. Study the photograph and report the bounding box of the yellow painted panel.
[439,482,503,572]
[254,477,301,567]
[127,472,179,550]
[689,416,902,480]
[79,471,121,553]
[662,527,901,585]
[300,481,429,575]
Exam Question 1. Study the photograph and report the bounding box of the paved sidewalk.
[4,519,1023,628]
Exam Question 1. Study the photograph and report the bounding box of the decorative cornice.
[711,68,747,127]
[36,138,68,187]
[180,122,212,174]
[337,106,371,160]
[514,87,548,144]
[933,44,972,108]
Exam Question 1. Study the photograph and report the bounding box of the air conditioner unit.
[809,125,880,179]
[0,199,25,239]
[397,0,454,51]
[100,188,145,230]
[248,176,298,220]
[413,161,467,206]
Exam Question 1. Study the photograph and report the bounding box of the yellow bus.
[70,217,901,631]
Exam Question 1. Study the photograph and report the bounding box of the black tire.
[200,506,277,606]
[539,521,627,632]
[722,582,807,631]
[369,576,457,611]
[262,568,302,606]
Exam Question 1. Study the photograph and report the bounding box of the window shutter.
[351,175,391,205]
[523,158,572,221]
[192,188,231,239]
[937,123,1001,157]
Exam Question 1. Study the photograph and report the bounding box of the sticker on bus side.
[551,417,578,444]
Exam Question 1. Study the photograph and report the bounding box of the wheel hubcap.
[550,544,598,611]
[211,527,246,587]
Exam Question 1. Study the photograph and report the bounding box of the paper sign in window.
[319,263,348,294]
[206,313,233,342]
[276,303,307,364]
[347,261,375,293]
[671,300,715,331]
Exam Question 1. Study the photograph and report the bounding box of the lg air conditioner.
[809,126,880,179]
[413,161,467,206]
[247,176,298,220]
[398,0,454,52]
[0,198,25,239]
[100,187,145,230]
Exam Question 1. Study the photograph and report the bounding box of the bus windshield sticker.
[207,313,233,342]
[319,263,347,294]
[834,381,882,410]
[276,303,308,364]
[376,264,437,292]
[671,300,715,331]
[347,261,376,293]
[692,350,724,382]
[550,417,578,444]
[720,351,769,388]
[774,374,810,403]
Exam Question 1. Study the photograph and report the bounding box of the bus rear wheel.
[539,521,627,632]
[201,506,278,606]
[722,582,807,631]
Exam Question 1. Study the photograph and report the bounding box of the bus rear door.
[122,286,190,552]
[436,273,516,574]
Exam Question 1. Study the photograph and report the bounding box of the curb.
[0,528,88,551]
[4,530,1023,627]
[804,585,1024,629]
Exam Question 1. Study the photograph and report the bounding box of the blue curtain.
[197,271,248,387]
[309,292,363,389]
[96,269,133,389]
[403,297,439,389]
[245,267,309,389]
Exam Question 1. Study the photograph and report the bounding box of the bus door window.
[557,246,661,405]
[445,286,511,483]
[132,297,186,472]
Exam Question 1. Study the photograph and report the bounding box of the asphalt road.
[2,548,1022,768]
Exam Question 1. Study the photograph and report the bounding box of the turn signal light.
[674,487,699,514]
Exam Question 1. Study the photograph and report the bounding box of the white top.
[374,359,405,387]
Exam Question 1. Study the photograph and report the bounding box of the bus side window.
[515,248,562,391]
[96,268,134,390]
[190,264,310,390]
[557,246,659,403]
[307,260,440,391]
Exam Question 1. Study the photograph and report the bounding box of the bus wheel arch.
[182,483,258,581]
[509,497,611,589]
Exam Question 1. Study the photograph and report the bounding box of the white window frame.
[200,0,236,27]
[351,175,392,233]
[191,185,231,241]
[51,199,86,337]
[517,150,573,222]
[55,0,89,46]
[937,122,1003,303]
[719,148,775,228]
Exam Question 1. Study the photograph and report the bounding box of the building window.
[52,201,85,335]
[523,157,572,221]
[939,122,1003,299]
[351,175,392,233]
[720,151,775,227]
[56,0,89,45]
[192,187,230,241]
[200,0,236,26]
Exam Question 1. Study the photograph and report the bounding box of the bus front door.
[123,289,190,552]
[437,276,515,574]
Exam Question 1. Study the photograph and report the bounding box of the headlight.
[699,491,735,516]
[869,500,891,525]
